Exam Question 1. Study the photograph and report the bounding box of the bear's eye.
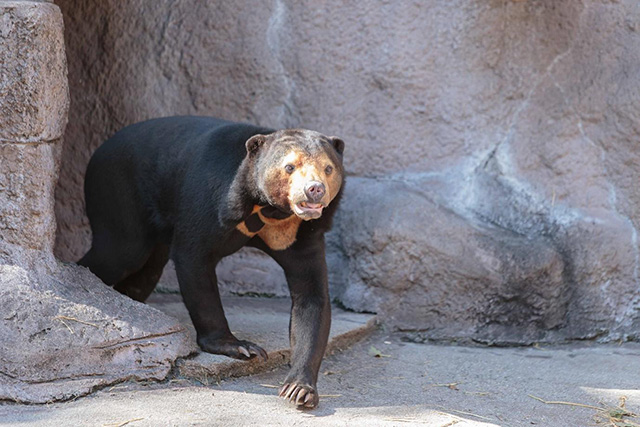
[285,164,295,174]
[325,165,333,175]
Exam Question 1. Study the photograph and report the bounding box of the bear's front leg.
[279,287,330,409]
[261,235,331,409]
[173,248,268,361]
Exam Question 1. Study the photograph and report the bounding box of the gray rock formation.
[53,0,640,343]
[0,249,194,403]
[329,172,638,344]
[0,1,68,144]
[0,1,192,403]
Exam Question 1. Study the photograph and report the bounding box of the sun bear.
[79,116,345,408]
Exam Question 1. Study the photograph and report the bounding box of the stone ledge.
[146,294,376,383]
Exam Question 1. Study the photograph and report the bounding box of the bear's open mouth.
[293,201,324,218]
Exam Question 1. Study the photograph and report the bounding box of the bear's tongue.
[295,202,324,217]
[299,202,322,209]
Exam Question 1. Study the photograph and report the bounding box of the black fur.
[79,116,344,409]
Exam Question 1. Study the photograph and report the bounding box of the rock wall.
[53,0,640,343]
[0,1,192,403]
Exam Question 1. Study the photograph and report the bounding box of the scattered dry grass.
[54,315,99,334]
[102,417,144,427]
[432,406,494,422]
[594,396,640,427]
[369,345,392,358]
[259,384,280,389]
[429,382,460,391]
[529,395,639,427]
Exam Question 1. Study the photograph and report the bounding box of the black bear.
[79,116,345,408]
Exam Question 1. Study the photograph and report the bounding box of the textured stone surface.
[0,1,192,404]
[54,0,640,343]
[329,175,638,343]
[0,142,59,252]
[0,1,68,143]
[0,250,193,403]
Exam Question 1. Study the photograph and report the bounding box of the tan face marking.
[237,133,344,248]
[282,149,342,218]
[235,205,302,251]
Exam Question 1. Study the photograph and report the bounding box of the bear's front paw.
[197,336,268,361]
[279,382,319,409]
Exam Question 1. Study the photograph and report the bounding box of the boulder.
[329,171,639,344]
[329,176,567,344]
[0,248,193,403]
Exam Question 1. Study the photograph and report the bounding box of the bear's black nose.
[304,181,325,202]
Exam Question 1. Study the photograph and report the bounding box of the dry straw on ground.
[529,395,639,427]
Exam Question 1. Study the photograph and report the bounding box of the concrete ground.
[2,330,639,427]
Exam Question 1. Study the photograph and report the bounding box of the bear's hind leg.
[79,233,155,288]
[113,244,170,302]
[173,250,268,361]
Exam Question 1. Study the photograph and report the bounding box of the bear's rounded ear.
[329,136,345,156]
[246,134,266,153]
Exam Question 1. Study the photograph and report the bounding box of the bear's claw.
[198,336,268,361]
[279,383,318,408]
[238,346,251,358]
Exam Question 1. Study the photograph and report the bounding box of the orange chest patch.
[236,205,302,251]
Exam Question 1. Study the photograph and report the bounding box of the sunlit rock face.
[54,0,640,343]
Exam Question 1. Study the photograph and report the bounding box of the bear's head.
[246,129,345,221]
